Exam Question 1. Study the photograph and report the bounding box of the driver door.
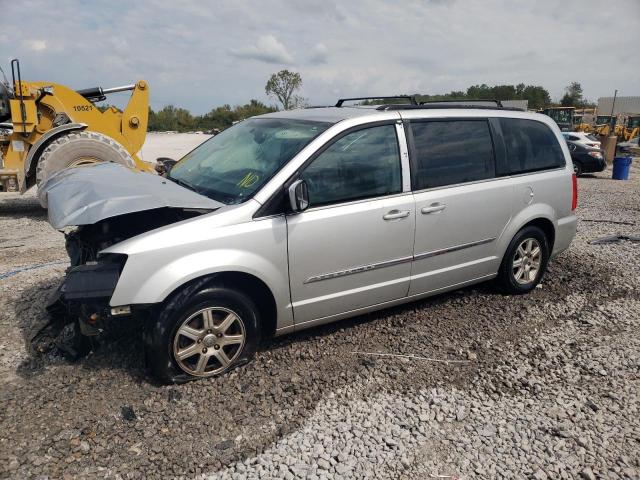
[286,123,415,325]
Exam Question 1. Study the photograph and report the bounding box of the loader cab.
[627,116,640,129]
[0,122,12,135]
[541,107,574,131]
[0,81,10,123]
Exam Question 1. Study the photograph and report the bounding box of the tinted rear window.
[410,120,495,189]
[500,118,565,174]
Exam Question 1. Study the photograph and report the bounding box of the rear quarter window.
[500,118,565,174]
[409,119,495,189]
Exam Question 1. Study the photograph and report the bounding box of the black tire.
[145,283,261,384]
[573,161,583,176]
[36,131,135,187]
[497,225,550,294]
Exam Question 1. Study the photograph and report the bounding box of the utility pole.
[609,89,618,132]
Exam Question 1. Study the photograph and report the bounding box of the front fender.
[107,213,292,330]
[111,248,293,332]
[112,249,284,306]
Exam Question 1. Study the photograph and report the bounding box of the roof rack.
[335,95,417,107]
[376,99,527,112]
[419,98,503,107]
[377,104,524,112]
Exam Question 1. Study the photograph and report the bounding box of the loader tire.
[36,131,136,187]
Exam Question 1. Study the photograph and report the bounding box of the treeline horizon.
[145,83,593,133]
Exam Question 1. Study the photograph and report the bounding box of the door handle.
[383,209,410,220]
[421,203,446,214]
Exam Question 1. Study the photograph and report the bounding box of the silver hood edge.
[39,163,223,229]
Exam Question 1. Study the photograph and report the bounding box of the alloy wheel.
[173,307,246,377]
[512,238,542,285]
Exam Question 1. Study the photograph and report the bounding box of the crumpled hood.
[39,163,222,229]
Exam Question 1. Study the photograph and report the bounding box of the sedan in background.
[617,137,639,155]
[566,141,606,175]
[562,132,601,149]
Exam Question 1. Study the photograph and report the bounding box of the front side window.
[409,120,495,189]
[169,118,330,204]
[500,118,565,174]
[301,124,402,207]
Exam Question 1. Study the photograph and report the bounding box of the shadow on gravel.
[13,276,148,382]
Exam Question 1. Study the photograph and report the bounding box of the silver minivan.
[41,99,578,382]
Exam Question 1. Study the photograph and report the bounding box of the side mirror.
[288,179,309,213]
[155,157,177,176]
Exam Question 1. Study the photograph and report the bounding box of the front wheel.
[36,131,135,187]
[497,226,550,294]
[146,284,261,383]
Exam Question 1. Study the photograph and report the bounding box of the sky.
[2,0,639,114]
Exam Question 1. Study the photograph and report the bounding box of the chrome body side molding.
[413,237,496,261]
[305,237,496,284]
[304,255,413,284]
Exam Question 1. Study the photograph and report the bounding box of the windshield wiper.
[169,176,233,204]
[169,176,197,192]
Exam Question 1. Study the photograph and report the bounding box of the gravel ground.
[0,165,638,479]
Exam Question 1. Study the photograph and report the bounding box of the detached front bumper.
[46,254,138,336]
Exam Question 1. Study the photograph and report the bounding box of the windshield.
[169,118,331,204]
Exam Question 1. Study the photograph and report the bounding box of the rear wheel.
[36,131,135,186]
[573,161,583,176]
[497,226,550,294]
[146,284,261,383]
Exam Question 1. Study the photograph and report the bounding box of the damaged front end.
[34,163,222,358]
[36,208,208,358]
[37,253,131,358]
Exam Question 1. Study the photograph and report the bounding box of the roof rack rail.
[335,95,417,107]
[418,99,503,107]
[376,104,523,112]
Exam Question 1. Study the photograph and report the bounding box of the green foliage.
[147,100,275,132]
[265,70,304,110]
[560,82,584,107]
[415,83,551,110]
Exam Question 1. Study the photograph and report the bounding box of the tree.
[522,85,551,109]
[147,100,276,132]
[265,70,303,110]
[560,82,584,107]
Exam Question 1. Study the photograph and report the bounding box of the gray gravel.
[1,166,639,479]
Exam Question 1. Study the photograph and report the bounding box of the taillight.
[571,173,578,210]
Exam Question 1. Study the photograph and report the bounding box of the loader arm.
[30,80,150,157]
[0,77,153,192]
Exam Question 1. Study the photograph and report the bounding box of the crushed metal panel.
[39,162,222,229]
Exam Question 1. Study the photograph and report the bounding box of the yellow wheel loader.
[0,59,154,194]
